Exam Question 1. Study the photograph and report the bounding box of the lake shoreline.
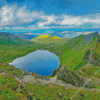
[9,50,60,77]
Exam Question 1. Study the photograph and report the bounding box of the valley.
[0,32,100,100]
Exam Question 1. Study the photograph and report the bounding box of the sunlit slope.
[0,32,99,71]
[0,32,100,100]
[94,35,100,63]
[31,34,70,44]
[43,32,99,70]
[0,60,100,100]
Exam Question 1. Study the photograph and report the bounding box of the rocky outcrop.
[57,66,84,86]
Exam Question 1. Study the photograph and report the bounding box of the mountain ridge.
[0,31,100,100]
[15,33,38,40]
[0,32,32,45]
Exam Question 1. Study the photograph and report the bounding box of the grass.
[26,83,78,100]
[0,32,100,99]
[0,61,26,78]
[80,66,100,78]
[57,66,84,86]
[0,74,25,100]
[0,33,98,73]
[94,42,100,63]
[73,89,100,100]
[31,34,70,44]
[0,74,19,90]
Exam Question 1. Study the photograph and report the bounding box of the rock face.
[83,78,94,88]
[84,33,93,46]
[0,69,3,73]
[57,66,84,86]
[56,65,96,88]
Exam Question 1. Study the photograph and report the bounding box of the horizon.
[0,0,100,38]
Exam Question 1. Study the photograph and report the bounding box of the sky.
[0,0,100,37]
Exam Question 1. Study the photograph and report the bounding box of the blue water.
[9,50,60,76]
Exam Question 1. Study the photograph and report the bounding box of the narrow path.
[70,68,100,99]
[12,40,100,99]
[70,41,100,99]
[70,88,83,100]
[38,75,71,87]
[15,75,37,100]
[88,41,100,65]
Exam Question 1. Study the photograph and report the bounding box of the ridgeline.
[0,32,100,100]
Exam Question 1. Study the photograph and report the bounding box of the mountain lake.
[9,50,60,76]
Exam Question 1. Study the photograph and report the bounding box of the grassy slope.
[42,33,98,70]
[0,61,100,100]
[0,43,43,63]
[94,35,100,63]
[0,32,100,99]
[0,32,31,45]
[31,34,70,44]
[0,33,98,71]
[0,75,25,100]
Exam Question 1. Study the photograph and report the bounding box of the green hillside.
[41,32,99,70]
[0,32,100,100]
[0,32,99,69]
[30,34,70,44]
[0,32,31,45]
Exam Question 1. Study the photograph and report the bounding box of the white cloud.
[83,32,93,35]
[61,17,82,25]
[77,32,82,35]
[57,31,69,36]
[0,5,44,26]
[59,31,69,34]
[24,33,41,35]
[37,13,100,29]
[45,30,55,34]
[4,26,26,30]
[38,15,57,27]
[0,4,100,30]
[64,34,69,37]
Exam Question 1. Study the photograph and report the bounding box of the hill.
[16,33,38,40]
[0,32,31,45]
[0,32,100,99]
[31,34,70,44]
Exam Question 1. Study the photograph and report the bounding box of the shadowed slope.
[0,32,32,45]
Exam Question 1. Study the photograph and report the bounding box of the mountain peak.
[53,36,62,39]
[93,31,99,38]
[38,34,50,39]
[94,31,99,34]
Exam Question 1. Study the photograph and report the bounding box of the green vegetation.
[0,32,31,45]
[0,74,19,90]
[73,89,100,100]
[0,74,25,100]
[94,42,100,63]
[0,61,27,78]
[26,83,78,100]
[31,34,70,44]
[0,32,100,100]
[79,66,100,78]
[0,32,98,71]
[57,66,84,86]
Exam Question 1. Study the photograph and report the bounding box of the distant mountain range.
[0,32,31,45]
[15,31,99,41]
[15,33,39,40]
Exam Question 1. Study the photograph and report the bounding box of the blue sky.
[0,0,100,37]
